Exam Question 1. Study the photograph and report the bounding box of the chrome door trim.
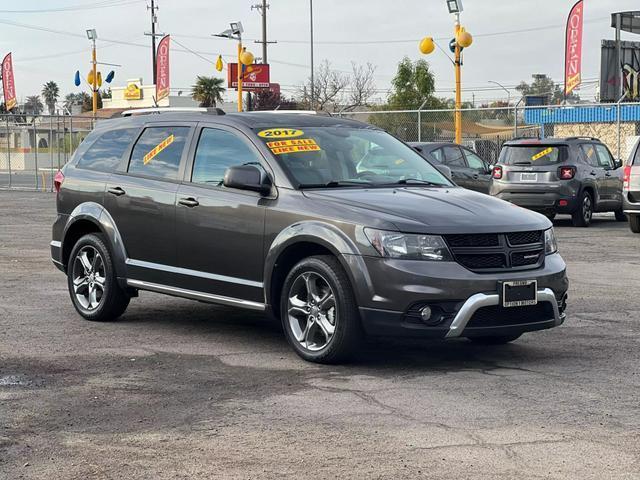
[126,279,265,311]
[125,258,263,288]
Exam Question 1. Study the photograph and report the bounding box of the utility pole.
[146,0,159,85]
[310,0,315,110]
[252,0,276,64]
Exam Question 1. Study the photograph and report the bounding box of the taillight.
[623,166,631,191]
[558,166,576,180]
[54,170,65,193]
[492,166,503,180]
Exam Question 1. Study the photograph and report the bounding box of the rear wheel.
[67,233,129,321]
[468,334,522,345]
[614,209,627,222]
[630,214,640,233]
[571,190,593,227]
[280,255,362,364]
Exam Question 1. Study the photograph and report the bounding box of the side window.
[128,126,190,180]
[594,145,614,169]
[192,128,262,185]
[442,146,466,167]
[76,128,138,173]
[581,144,599,167]
[464,150,485,170]
[430,148,444,163]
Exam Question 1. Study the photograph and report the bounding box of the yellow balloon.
[419,37,435,55]
[87,71,94,85]
[457,30,473,48]
[239,50,254,66]
[215,55,223,72]
[97,71,102,88]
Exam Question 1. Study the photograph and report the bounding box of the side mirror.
[614,159,623,169]
[435,164,452,181]
[411,145,423,153]
[223,164,272,195]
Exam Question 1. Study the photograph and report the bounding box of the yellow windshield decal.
[531,147,553,161]
[143,135,174,165]
[258,128,304,139]
[267,138,320,155]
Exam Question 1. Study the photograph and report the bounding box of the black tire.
[614,209,627,222]
[468,334,522,345]
[280,255,362,364]
[67,233,130,322]
[544,213,556,221]
[571,190,593,227]
[630,214,640,234]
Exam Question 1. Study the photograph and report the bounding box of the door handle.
[589,171,597,176]
[107,186,126,196]
[472,174,479,179]
[178,197,199,208]
[605,172,612,177]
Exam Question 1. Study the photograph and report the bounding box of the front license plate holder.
[501,280,538,307]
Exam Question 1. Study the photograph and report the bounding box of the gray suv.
[51,110,568,363]
[490,137,625,227]
[623,136,640,233]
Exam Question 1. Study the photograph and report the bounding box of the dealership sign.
[156,35,170,101]
[2,53,17,111]
[228,63,270,91]
[564,0,584,95]
[600,39,640,102]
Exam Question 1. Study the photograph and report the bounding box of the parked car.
[490,137,626,226]
[409,142,493,193]
[51,109,568,364]
[623,136,640,233]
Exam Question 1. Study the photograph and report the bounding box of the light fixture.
[446,0,463,14]
[86,28,97,40]
[229,21,243,36]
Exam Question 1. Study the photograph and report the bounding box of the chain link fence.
[0,114,94,191]
[340,103,639,165]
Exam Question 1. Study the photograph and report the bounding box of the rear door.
[594,143,622,208]
[104,123,194,282]
[173,125,268,303]
[461,147,491,193]
[580,143,608,206]
[439,145,468,187]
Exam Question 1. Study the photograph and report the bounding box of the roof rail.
[121,107,225,117]
[508,135,541,141]
[565,136,600,141]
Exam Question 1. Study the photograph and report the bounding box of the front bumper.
[354,253,568,339]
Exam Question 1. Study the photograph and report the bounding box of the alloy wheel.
[72,246,106,311]
[287,271,337,351]
[583,195,592,224]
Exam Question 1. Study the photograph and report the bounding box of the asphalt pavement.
[1,191,639,479]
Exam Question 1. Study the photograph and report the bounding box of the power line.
[0,0,145,14]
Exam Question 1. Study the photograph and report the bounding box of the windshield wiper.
[299,180,373,189]
[390,178,448,187]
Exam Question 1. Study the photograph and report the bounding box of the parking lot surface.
[1,191,639,479]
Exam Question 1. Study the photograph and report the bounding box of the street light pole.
[86,29,98,118]
[237,36,243,112]
[488,80,511,105]
[453,16,462,145]
[310,0,315,110]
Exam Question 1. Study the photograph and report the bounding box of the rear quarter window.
[500,145,567,166]
[76,128,138,173]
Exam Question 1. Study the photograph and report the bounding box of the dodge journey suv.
[51,110,568,363]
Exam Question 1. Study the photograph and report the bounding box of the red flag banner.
[156,35,170,101]
[564,0,584,95]
[2,53,17,111]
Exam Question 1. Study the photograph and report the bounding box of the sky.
[0,0,638,106]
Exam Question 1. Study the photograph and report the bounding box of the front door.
[594,144,623,209]
[461,148,492,193]
[104,123,194,283]
[581,143,608,207]
[174,126,268,304]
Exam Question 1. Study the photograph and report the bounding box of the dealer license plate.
[502,280,538,307]
[520,172,538,182]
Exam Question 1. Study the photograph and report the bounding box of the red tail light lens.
[492,166,503,179]
[54,170,65,193]
[559,166,576,180]
[623,166,631,191]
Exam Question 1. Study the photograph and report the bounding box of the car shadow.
[552,214,627,229]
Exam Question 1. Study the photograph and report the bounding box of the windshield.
[254,126,452,188]
[499,145,568,166]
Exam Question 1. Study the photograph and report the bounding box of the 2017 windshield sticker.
[258,128,304,139]
[267,138,320,155]
[531,147,554,161]
[143,135,175,165]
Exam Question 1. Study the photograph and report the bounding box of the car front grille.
[466,303,555,328]
[444,231,545,273]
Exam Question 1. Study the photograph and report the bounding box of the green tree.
[516,74,579,104]
[387,57,442,109]
[41,81,60,115]
[82,92,102,112]
[24,95,44,115]
[191,76,226,107]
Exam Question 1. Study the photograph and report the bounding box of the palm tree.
[42,81,60,115]
[191,76,225,107]
[24,95,44,115]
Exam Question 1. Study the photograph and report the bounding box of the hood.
[303,186,551,234]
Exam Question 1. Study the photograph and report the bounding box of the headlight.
[544,228,558,255]
[364,228,453,261]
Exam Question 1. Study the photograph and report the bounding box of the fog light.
[420,306,432,322]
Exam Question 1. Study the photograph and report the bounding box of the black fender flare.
[263,221,374,311]
[62,203,128,277]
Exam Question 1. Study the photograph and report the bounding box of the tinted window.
[430,148,444,163]
[76,128,138,172]
[500,145,567,166]
[594,144,614,169]
[464,150,485,170]
[192,128,261,185]
[581,144,599,167]
[128,126,190,180]
[442,146,466,167]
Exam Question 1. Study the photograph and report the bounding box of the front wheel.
[571,190,593,227]
[67,233,130,321]
[280,255,362,364]
[630,214,640,233]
